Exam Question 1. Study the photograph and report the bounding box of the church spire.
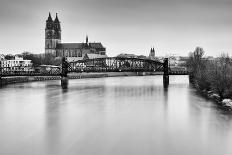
[86,35,88,44]
[46,12,53,30]
[150,47,153,52]
[149,46,155,59]
[54,13,61,31]
[54,13,60,22]
[47,12,53,22]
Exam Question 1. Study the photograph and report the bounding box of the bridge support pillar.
[163,58,169,87]
[61,57,69,89]
[61,77,69,89]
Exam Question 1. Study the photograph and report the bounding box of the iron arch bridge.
[67,57,164,73]
[0,57,188,77]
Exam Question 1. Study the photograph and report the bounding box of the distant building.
[117,53,138,58]
[45,13,107,61]
[204,56,215,62]
[137,55,147,59]
[149,47,155,59]
[0,56,33,71]
[168,56,188,68]
[83,53,107,60]
[117,53,150,60]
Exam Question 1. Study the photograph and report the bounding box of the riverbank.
[0,71,163,86]
[189,77,232,111]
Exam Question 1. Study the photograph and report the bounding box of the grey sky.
[0,0,232,56]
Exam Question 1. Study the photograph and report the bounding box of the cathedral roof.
[56,42,106,50]
[89,43,105,49]
[56,43,84,49]
[83,54,107,60]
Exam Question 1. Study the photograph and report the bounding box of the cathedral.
[45,13,107,61]
[149,47,155,59]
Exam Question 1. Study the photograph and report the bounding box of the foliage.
[188,47,232,100]
[43,53,61,66]
[4,54,15,60]
[19,52,62,66]
[207,54,232,99]
[20,52,43,66]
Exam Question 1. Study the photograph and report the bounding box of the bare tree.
[209,54,232,100]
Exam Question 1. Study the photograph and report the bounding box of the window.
[65,50,68,57]
[101,52,106,55]
[56,50,59,57]
[78,51,82,57]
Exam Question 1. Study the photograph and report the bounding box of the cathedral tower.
[45,13,61,55]
[149,47,155,59]
[53,13,61,45]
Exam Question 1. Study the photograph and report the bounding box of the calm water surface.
[0,75,232,155]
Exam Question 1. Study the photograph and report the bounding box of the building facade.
[45,13,107,61]
[0,56,33,71]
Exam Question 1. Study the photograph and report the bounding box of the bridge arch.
[67,57,164,73]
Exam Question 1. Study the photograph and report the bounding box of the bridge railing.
[169,70,189,75]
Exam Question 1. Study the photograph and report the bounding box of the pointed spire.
[151,47,153,52]
[46,12,54,30]
[54,13,60,22]
[53,13,61,31]
[47,12,53,21]
[86,35,88,44]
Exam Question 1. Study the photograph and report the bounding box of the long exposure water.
[1,75,232,155]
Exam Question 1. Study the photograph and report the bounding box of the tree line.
[187,47,232,100]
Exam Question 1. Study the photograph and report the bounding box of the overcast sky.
[0,0,232,56]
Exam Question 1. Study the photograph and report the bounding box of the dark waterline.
[0,75,232,155]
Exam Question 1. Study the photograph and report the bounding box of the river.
[0,75,232,155]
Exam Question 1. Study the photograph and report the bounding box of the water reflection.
[0,75,232,155]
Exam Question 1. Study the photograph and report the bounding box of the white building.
[0,56,33,71]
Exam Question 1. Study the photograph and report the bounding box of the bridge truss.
[68,57,164,73]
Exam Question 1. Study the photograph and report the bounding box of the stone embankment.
[0,76,61,85]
